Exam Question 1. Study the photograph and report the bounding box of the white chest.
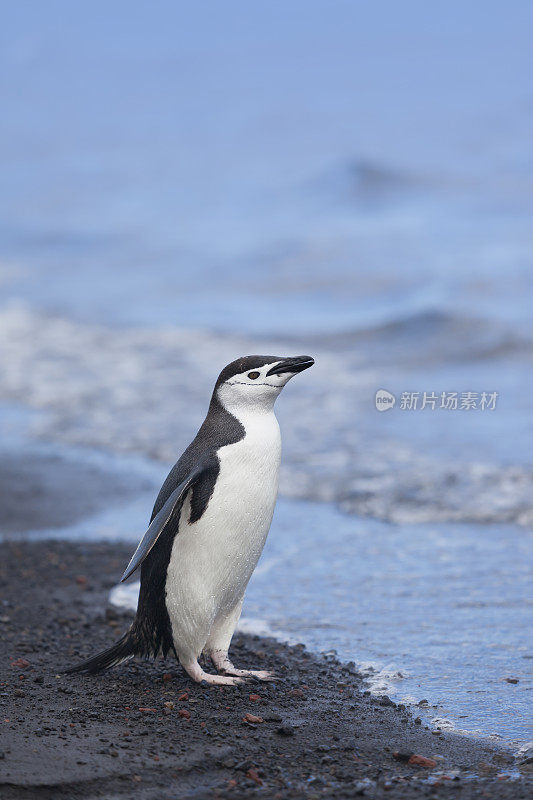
[168,409,281,613]
[213,410,281,529]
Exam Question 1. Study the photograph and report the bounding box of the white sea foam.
[0,303,531,527]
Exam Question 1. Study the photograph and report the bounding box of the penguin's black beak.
[266,355,315,376]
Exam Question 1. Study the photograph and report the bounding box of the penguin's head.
[215,355,314,412]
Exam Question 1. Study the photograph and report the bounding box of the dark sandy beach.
[0,540,530,800]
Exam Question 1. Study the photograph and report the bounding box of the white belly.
[165,410,281,655]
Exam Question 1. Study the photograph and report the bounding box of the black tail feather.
[64,631,136,674]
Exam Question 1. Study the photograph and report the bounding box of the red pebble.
[177,692,189,701]
[288,688,305,698]
[178,709,191,720]
[246,768,263,785]
[11,658,30,670]
[243,713,263,724]
[408,755,437,768]
[249,694,261,702]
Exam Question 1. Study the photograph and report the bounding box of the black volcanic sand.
[0,541,530,800]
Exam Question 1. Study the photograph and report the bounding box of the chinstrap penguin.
[66,354,314,685]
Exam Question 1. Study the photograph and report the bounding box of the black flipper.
[120,463,207,583]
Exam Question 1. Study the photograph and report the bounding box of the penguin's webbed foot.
[200,672,244,686]
[181,658,244,686]
[209,651,276,681]
[221,667,277,681]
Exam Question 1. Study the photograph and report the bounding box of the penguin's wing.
[119,462,206,582]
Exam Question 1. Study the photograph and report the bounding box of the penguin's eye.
[247,371,260,380]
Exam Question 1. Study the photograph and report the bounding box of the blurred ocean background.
[0,1,531,745]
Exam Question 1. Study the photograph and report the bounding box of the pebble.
[242,713,263,724]
[276,725,295,736]
[515,743,533,765]
[353,778,375,795]
[408,754,437,768]
[288,688,305,698]
[393,751,413,763]
[11,658,30,670]
[379,696,394,706]
[246,768,263,785]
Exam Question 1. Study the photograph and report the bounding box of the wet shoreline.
[1,539,531,799]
